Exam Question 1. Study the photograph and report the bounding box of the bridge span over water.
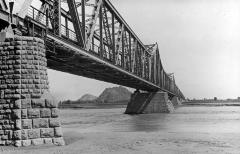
[0,0,184,99]
[0,0,185,146]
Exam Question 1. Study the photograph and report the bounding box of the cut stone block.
[53,137,65,146]
[49,118,60,127]
[51,108,59,118]
[21,130,28,140]
[44,138,53,144]
[28,129,40,139]
[33,118,49,128]
[40,108,51,118]
[22,119,32,129]
[32,138,44,145]
[54,127,63,137]
[22,140,31,147]
[28,109,40,119]
[40,128,54,138]
[31,99,45,108]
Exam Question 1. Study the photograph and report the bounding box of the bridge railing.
[28,6,116,61]
[27,6,47,26]
[61,24,77,41]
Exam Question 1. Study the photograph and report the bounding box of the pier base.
[171,96,182,107]
[125,91,174,114]
[0,36,64,147]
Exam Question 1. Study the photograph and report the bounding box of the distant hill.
[97,86,132,104]
[78,94,97,101]
[58,86,132,108]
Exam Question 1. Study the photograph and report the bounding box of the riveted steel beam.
[66,0,85,47]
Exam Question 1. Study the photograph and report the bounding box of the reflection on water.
[61,106,240,134]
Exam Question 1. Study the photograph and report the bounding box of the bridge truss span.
[0,0,185,99]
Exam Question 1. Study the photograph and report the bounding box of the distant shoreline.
[183,101,240,106]
[59,103,127,109]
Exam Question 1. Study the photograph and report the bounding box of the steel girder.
[66,0,85,47]
[53,0,61,36]
[0,0,7,11]
[85,0,102,50]
[9,0,185,99]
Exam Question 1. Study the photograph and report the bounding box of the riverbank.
[183,101,240,106]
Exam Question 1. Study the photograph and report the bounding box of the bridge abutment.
[125,91,174,114]
[0,36,64,146]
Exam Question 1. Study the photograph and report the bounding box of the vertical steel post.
[140,46,142,77]
[160,65,163,87]
[67,0,85,47]
[46,8,49,28]
[33,7,35,20]
[92,37,94,51]
[129,34,132,72]
[142,50,145,78]
[156,52,159,85]
[148,56,151,81]
[163,72,165,89]
[53,0,61,36]
[81,0,86,43]
[112,13,115,63]
[153,52,157,84]
[141,48,144,78]
[99,3,103,57]
[121,28,125,68]
[45,8,49,44]
[65,17,69,38]
[135,43,138,75]
[32,23,35,37]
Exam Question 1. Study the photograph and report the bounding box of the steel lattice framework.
[0,0,185,99]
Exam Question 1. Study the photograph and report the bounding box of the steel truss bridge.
[0,0,184,99]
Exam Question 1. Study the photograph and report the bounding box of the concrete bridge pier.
[0,35,64,146]
[125,91,175,114]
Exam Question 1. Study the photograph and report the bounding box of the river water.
[2,105,240,154]
[61,105,240,134]
[57,105,240,153]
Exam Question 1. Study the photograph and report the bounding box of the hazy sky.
[48,0,240,100]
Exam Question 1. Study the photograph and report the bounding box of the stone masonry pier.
[125,91,175,114]
[0,36,64,146]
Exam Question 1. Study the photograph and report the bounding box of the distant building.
[214,97,217,101]
[238,97,240,100]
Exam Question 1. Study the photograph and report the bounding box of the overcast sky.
[48,0,240,101]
